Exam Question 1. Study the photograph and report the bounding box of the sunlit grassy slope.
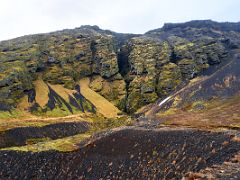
[0,114,94,132]
[2,133,91,152]
[1,116,132,152]
[34,79,50,108]
[79,78,121,118]
[15,77,121,119]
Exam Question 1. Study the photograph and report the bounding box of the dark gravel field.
[0,121,90,148]
[0,127,239,179]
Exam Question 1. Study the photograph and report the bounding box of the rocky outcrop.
[0,62,33,110]
[0,20,240,114]
[120,20,239,112]
[121,38,179,113]
[89,75,126,109]
[0,26,127,111]
[157,63,182,96]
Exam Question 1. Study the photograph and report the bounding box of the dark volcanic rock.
[0,121,90,148]
[0,127,239,179]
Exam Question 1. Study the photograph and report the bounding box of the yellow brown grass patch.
[79,78,121,118]
[34,79,49,108]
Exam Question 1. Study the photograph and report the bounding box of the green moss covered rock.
[157,63,182,96]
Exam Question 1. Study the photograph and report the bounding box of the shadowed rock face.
[0,128,239,179]
[1,20,240,113]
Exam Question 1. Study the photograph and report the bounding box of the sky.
[0,0,239,41]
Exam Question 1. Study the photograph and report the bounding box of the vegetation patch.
[26,137,51,145]
[0,121,90,149]
[158,96,240,129]
[0,115,132,152]
[79,78,121,118]
[0,110,26,120]
[2,134,90,152]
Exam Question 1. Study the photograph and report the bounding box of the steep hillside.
[79,78,120,118]
[17,77,96,117]
[142,49,240,118]
[0,20,240,179]
[1,20,240,117]
[122,21,240,112]
[0,26,128,118]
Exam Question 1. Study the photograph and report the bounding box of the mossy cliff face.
[121,20,240,112]
[121,36,227,112]
[0,26,123,111]
[0,20,240,114]
[40,32,121,89]
[89,74,126,109]
[122,38,178,113]
[157,63,182,96]
[0,62,33,110]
